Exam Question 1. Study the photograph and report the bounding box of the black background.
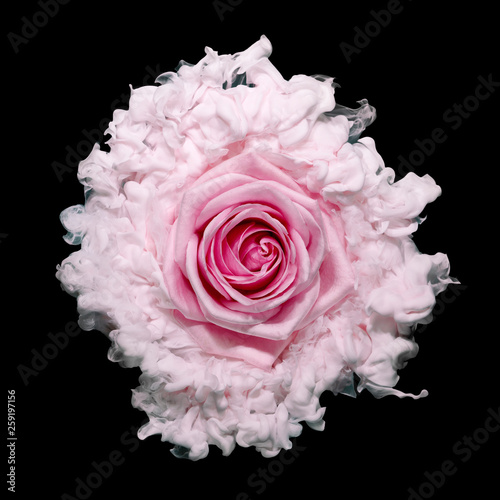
[4,1,498,499]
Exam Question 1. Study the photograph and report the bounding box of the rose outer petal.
[172,311,298,371]
[296,211,355,328]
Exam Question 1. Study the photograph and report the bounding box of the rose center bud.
[220,220,284,296]
[239,231,278,271]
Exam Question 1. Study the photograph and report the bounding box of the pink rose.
[56,36,456,459]
[163,152,354,369]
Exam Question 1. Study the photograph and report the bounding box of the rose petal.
[173,311,297,370]
[200,205,296,308]
[296,212,355,328]
[187,232,322,341]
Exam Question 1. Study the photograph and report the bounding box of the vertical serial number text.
[7,390,16,493]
